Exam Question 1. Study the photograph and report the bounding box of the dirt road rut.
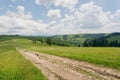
[17,48,120,80]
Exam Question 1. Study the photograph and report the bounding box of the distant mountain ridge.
[0,32,120,47]
[52,32,120,43]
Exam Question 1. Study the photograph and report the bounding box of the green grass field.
[0,40,46,80]
[15,39,120,70]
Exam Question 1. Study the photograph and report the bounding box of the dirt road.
[17,48,120,80]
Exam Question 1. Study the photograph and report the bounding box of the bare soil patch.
[17,48,120,80]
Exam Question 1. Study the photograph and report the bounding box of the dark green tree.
[83,40,89,47]
[46,37,52,45]
[92,40,97,47]
[101,39,108,47]
[109,40,119,47]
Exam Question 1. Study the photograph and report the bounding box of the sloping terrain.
[15,39,120,70]
[105,33,120,42]
[0,41,46,80]
[52,33,106,43]
[18,48,120,80]
[52,32,120,44]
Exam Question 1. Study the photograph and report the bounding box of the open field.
[17,48,120,80]
[1,0,120,79]
[0,40,46,80]
[15,39,120,71]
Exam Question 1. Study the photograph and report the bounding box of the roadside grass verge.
[15,39,120,71]
[0,40,46,80]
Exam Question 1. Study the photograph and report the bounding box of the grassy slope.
[107,35,120,42]
[15,39,120,70]
[53,34,106,42]
[0,36,12,42]
[53,33,120,44]
[0,40,46,80]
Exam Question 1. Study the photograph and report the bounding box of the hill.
[52,33,106,43]
[0,35,25,42]
[0,32,120,47]
[105,33,120,42]
[51,33,120,46]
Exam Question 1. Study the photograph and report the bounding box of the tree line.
[31,37,77,46]
[31,37,120,47]
[83,39,120,47]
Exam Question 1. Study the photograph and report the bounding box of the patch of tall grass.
[0,40,46,80]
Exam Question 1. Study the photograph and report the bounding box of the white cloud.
[49,21,56,25]
[45,1,120,35]
[73,1,110,29]
[6,5,32,19]
[0,15,48,35]
[0,5,48,35]
[108,9,120,32]
[0,1,120,35]
[17,5,24,13]
[35,0,52,5]
[54,0,78,10]
[110,9,120,23]
[35,0,78,10]
[47,9,61,20]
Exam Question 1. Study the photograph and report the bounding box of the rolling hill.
[0,32,120,46]
[52,32,120,43]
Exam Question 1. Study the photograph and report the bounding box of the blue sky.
[0,0,120,35]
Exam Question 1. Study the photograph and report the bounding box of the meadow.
[0,40,46,80]
[15,39,120,70]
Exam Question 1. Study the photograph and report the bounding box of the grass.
[0,40,46,80]
[15,39,120,70]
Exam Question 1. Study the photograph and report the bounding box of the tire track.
[17,48,120,80]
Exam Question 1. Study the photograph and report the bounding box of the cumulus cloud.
[110,9,120,23]
[73,1,110,29]
[35,0,78,10]
[17,5,24,13]
[0,15,48,35]
[53,0,78,10]
[108,9,120,32]
[6,5,32,20]
[44,1,120,35]
[47,9,61,20]
[0,5,48,35]
[0,1,120,35]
